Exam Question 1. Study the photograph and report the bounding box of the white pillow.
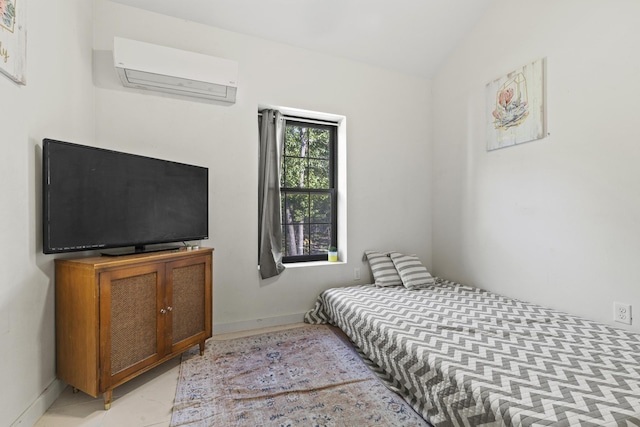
[390,253,435,289]
[364,251,402,287]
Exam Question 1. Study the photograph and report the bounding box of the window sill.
[284,260,345,268]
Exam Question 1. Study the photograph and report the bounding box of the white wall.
[92,1,433,332]
[10,0,640,423]
[0,1,95,425]
[432,0,640,331]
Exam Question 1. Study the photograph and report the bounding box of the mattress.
[304,279,640,426]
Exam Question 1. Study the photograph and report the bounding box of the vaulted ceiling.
[109,0,494,78]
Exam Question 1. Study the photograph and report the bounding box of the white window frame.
[259,104,347,264]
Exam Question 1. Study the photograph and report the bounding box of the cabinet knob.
[167,306,173,312]
[160,308,166,314]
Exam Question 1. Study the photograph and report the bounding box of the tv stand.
[101,245,181,257]
[55,248,213,409]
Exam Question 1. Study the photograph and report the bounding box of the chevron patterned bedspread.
[304,279,640,427]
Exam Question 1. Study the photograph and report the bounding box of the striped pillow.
[390,253,435,289]
[364,251,402,287]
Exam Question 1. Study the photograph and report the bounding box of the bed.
[304,278,640,426]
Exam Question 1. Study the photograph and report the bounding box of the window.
[280,119,337,262]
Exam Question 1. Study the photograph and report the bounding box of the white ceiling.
[109,0,494,78]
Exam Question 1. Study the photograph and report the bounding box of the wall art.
[0,0,26,85]
[486,58,546,151]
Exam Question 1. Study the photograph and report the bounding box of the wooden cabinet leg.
[199,341,205,356]
[103,390,113,410]
[72,387,79,394]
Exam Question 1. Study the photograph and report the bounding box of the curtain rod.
[258,111,338,127]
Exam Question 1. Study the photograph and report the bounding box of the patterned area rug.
[170,324,428,426]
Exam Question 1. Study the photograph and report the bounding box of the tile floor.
[34,323,305,427]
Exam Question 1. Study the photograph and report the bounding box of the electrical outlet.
[354,268,361,281]
[614,302,632,325]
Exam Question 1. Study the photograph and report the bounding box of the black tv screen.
[42,139,209,254]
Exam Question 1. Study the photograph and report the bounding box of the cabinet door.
[165,254,212,354]
[99,263,166,390]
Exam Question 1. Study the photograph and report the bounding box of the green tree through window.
[281,120,337,262]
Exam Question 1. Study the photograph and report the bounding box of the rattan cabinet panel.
[55,248,213,410]
[169,262,206,345]
[109,270,159,375]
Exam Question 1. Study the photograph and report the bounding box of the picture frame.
[486,58,546,151]
[0,0,26,85]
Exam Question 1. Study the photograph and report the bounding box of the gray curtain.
[258,109,286,279]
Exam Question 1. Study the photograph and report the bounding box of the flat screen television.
[42,139,209,255]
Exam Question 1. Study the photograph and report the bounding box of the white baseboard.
[213,312,306,335]
[11,379,66,427]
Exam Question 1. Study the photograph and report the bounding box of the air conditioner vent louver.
[113,37,238,103]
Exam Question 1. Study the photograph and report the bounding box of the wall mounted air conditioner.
[113,37,238,103]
